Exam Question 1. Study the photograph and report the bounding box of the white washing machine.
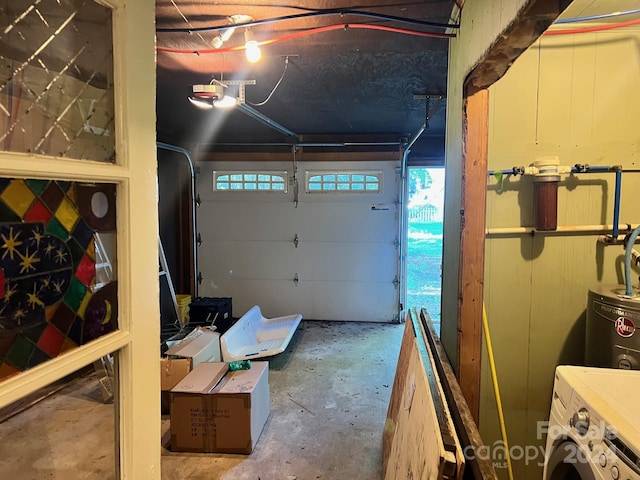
[543,366,640,480]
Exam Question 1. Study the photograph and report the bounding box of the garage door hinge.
[392,275,399,289]
[197,272,203,285]
[293,234,299,248]
[394,238,400,249]
[196,194,201,208]
[293,273,299,286]
[197,233,203,247]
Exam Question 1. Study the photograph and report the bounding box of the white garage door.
[196,159,400,322]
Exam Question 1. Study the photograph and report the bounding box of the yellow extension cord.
[482,304,514,480]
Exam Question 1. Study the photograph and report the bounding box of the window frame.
[213,170,289,193]
[304,170,383,194]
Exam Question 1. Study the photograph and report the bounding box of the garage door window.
[306,171,382,193]
[213,171,288,192]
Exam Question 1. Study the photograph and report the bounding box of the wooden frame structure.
[384,308,499,479]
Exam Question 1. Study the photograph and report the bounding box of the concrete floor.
[0,320,404,480]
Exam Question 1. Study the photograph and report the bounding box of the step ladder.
[94,237,182,403]
[92,232,116,402]
[159,235,181,327]
[92,233,113,293]
[93,354,115,403]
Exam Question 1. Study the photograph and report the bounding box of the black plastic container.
[189,297,234,333]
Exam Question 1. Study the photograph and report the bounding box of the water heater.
[586,285,640,369]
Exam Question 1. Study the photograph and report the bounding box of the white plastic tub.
[220,305,302,361]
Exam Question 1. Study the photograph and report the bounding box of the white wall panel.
[199,242,396,286]
[293,203,398,242]
[294,242,397,282]
[198,201,297,242]
[200,241,298,280]
[206,278,398,322]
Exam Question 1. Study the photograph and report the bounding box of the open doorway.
[405,167,445,330]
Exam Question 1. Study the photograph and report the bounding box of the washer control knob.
[571,409,590,435]
[611,466,619,479]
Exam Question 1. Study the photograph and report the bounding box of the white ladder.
[94,238,181,403]
[159,235,181,326]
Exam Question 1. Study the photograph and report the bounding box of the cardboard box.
[165,327,221,367]
[161,327,221,413]
[161,358,192,391]
[160,358,192,414]
[170,361,270,454]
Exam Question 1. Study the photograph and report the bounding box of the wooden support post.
[457,88,489,423]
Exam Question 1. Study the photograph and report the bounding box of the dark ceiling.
[155,1,457,160]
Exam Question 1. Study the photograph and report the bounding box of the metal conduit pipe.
[598,234,640,245]
[613,168,622,237]
[487,164,633,237]
[203,141,403,147]
[398,123,427,317]
[236,103,297,139]
[299,142,402,147]
[487,164,637,176]
[345,142,402,147]
[156,142,199,297]
[486,224,637,237]
[404,124,427,153]
[556,8,640,24]
[156,9,459,34]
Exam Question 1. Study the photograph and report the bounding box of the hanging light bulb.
[244,29,261,63]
